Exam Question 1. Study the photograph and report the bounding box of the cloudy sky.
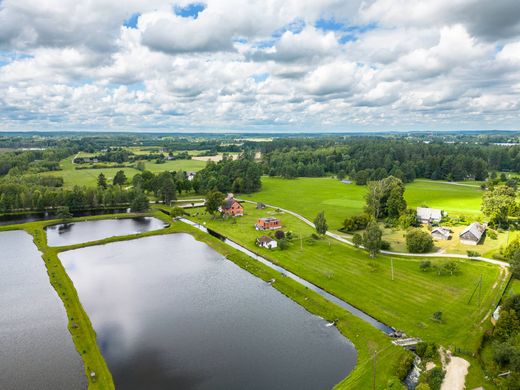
[1,0,520,132]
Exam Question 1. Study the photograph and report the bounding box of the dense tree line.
[0,148,73,176]
[0,175,144,213]
[261,138,520,182]
[192,155,262,194]
[487,294,520,388]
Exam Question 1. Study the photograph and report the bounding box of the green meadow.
[42,156,206,188]
[191,203,507,354]
[241,176,484,229]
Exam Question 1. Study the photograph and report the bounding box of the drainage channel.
[178,217,394,334]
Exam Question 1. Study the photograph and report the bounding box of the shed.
[459,222,487,245]
[431,227,451,240]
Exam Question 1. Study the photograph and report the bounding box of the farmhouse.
[256,236,277,249]
[220,195,244,217]
[416,207,443,224]
[459,222,487,245]
[256,217,281,230]
[431,227,451,240]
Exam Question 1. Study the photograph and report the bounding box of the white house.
[256,236,277,249]
[416,207,443,224]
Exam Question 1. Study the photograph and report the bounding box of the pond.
[0,231,86,390]
[60,234,356,390]
[46,217,166,246]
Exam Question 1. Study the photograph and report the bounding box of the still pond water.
[0,231,86,390]
[60,234,356,390]
[46,217,166,246]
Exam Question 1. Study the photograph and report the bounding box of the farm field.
[241,177,484,230]
[189,203,507,353]
[42,156,206,188]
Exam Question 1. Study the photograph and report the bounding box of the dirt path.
[440,350,470,390]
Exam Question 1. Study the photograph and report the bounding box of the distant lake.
[61,234,356,390]
[46,217,166,246]
[0,231,86,390]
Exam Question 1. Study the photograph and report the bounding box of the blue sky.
[0,0,519,132]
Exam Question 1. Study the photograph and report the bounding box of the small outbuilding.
[431,227,451,240]
[256,217,281,230]
[459,222,487,245]
[256,236,277,249]
[256,202,266,209]
[416,207,443,224]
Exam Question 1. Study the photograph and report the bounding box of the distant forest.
[258,138,520,183]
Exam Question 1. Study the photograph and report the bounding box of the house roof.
[459,222,486,241]
[416,207,443,221]
[257,236,275,243]
[222,198,241,209]
[432,227,451,237]
[258,217,280,223]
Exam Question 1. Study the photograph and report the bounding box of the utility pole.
[478,274,482,307]
[372,350,377,390]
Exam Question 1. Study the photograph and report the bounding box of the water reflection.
[60,234,356,390]
[46,217,166,246]
[0,231,86,390]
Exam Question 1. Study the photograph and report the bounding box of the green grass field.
[191,203,507,354]
[241,177,484,229]
[42,156,206,188]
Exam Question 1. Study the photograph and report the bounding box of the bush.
[274,230,285,240]
[416,342,438,359]
[285,231,293,240]
[278,239,289,250]
[432,311,443,322]
[467,250,480,257]
[419,260,432,272]
[352,233,363,247]
[171,207,187,217]
[394,352,415,381]
[406,228,434,253]
[380,240,391,250]
[311,233,321,240]
[487,229,498,240]
[421,367,445,390]
[343,214,370,232]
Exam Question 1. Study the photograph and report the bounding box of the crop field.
[42,156,206,188]
[190,203,507,352]
[241,177,484,229]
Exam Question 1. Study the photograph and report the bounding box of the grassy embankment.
[42,155,206,188]
[188,203,508,356]
[0,210,407,389]
[241,176,484,230]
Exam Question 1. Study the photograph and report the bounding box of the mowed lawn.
[241,177,483,229]
[191,203,506,352]
[42,156,206,188]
